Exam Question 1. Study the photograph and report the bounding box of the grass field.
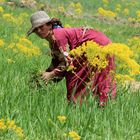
[0,0,140,139]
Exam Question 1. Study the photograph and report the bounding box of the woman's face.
[34,24,52,39]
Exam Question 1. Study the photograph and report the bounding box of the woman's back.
[53,27,111,51]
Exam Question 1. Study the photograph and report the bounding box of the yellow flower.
[75,8,82,14]
[123,8,129,15]
[128,17,135,22]
[57,115,67,122]
[3,13,16,22]
[58,6,65,13]
[0,118,24,138]
[69,2,75,8]
[69,40,140,81]
[3,13,23,25]
[0,0,5,3]
[136,18,140,22]
[115,4,121,13]
[98,7,117,18]
[115,7,121,12]
[0,39,4,47]
[19,37,32,46]
[116,4,121,9]
[6,119,15,129]
[136,11,140,18]
[115,74,135,82]
[127,37,140,59]
[16,42,41,56]
[14,126,24,137]
[75,2,82,9]
[8,43,15,49]
[20,12,29,17]
[69,131,81,140]
[0,119,6,130]
[0,6,4,13]
[102,0,108,4]
[65,24,71,28]
[67,64,75,72]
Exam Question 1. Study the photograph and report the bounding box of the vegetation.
[0,0,140,139]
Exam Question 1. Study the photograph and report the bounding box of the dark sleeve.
[45,55,61,72]
[48,29,72,76]
[46,47,69,76]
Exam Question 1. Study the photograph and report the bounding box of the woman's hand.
[41,71,55,85]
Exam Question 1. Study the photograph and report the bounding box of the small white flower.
[63,51,69,56]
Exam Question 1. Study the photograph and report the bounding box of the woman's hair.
[47,18,63,28]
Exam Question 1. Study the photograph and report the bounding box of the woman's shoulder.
[53,27,83,42]
[53,28,75,37]
[53,28,67,38]
[53,27,82,32]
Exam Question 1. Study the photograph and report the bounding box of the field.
[0,0,140,139]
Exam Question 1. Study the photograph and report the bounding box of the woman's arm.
[42,48,71,84]
[51,48,70,76]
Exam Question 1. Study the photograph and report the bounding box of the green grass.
[0,0,140,139]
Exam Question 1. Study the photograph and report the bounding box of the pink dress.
[47,27,116,106]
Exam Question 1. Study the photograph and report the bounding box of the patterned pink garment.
[48,27,116,105]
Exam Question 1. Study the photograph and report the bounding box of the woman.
[27,11,116,106]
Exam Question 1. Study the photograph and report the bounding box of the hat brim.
[26,26,36,37]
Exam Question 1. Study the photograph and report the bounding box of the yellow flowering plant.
[0,118,24,138]
[0,6,4,13]
[57,2,83,17]
[69,41,140,82]
[57,115,67,123]
[7,36,41,57]
[69,131,81,140]
[98,7,117,18]
[0,39,4,47]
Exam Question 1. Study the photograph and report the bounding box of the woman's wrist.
[53,68,62,76]
[50,70,56,77]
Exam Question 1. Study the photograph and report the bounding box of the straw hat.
[27,11,52,36]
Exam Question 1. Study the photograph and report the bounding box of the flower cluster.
[102,0,109,4]
[136,10,140,18]
[96,2,140,23]
[127,37,140,60]
[0,118,24,138]
[115,74,134,83]
[48,115,81,139]
[0,39,4,47]
[0,0,5,2]
[115,4,121,12]
[2,12,28,25]
[69,131,81,140]
[58,2,83,17]
[0,6,4,13]
[69,41,140,81]
[123,8,129,16]
[57,115,67,123]
[97,7,117,18]
[7,37,41,56]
